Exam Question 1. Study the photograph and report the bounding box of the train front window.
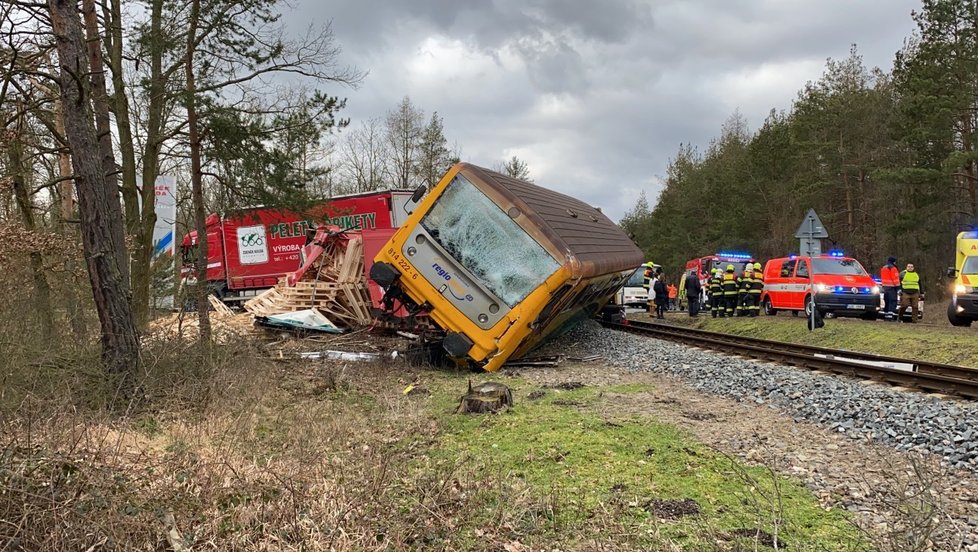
[421,175,560,307]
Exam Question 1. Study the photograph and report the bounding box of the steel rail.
[599,320,978,400]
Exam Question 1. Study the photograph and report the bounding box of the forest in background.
[621,0,978,298]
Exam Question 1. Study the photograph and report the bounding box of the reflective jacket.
[880,265,900,287]
[708,275,722,296]
[721,272,738,295]
[750,270,764,293]
[900,270,920,292]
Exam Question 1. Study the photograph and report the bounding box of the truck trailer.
[181,190,413,302]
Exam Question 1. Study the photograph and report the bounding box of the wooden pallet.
[244,235,372,327]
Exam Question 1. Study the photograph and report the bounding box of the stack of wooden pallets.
[244,233,372,328]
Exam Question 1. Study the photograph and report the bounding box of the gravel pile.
[555,321,978,473]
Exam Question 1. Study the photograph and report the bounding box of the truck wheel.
[763,297,777,316]
[948,302,973,327]
[804,296,813,316]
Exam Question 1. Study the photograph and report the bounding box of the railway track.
[599,319,978,400]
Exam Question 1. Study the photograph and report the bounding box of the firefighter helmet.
[754,262,761,270]
[726,264,734,271]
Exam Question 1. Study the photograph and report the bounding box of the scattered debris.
[545,381,584,391]
[246,227,371,328]
[644,497,701,519]
[207,294,236,317]
[396,331,419,340]
[551,399,583,407]
[503,355,560,368]
[456,381,514,414]
[568,354,602,362]
[298,350,398,362]
[527,390,546,400]
[254,308,343,334]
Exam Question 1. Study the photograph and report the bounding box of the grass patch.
[650,312,978,367]
[431,375,870,550]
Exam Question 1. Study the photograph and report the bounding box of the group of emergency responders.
[705,262,765,318]
[640,261,765,318]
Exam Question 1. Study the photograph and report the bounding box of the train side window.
[780,259,796,278]
[795,260,809,278]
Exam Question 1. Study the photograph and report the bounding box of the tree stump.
[456,381,513,414]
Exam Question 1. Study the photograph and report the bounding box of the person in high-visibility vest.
[748,261,764,317]
[721,264,739,317]
[709,268,724,317]
[642,262,655,292]
[879,256,900,320]
[736,267,752,316]
[896,262,921,322]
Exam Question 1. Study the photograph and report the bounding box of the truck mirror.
[947,266,956,278]
[404,184,427,215]
[410,184,427,204]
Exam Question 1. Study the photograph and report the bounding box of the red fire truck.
[677,252,754,309]
[180,190,413,302]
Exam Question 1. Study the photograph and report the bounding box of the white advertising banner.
[152,175,178,257]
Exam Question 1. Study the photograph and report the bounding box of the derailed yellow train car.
[369,162,645,371]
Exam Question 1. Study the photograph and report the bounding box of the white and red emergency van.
[761,252,881,319]
[180,190,413,302]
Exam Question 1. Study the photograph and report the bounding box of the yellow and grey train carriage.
[369,162,645,371]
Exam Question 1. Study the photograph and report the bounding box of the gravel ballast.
[559,321,978,473]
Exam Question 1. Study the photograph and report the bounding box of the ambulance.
[947,231,978,327]
[760,251,881,319]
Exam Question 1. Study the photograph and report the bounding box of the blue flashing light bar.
[828,249,845,258]
[716,252,753,260]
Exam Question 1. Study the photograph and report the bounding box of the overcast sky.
[285,0,921,222]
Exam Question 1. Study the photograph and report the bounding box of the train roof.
[458,163,645,276]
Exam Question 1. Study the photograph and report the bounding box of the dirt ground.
[507,357,978,549]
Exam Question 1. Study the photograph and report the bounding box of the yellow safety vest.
[901,271,920,292]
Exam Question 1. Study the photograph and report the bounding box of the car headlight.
[955,284,968,295]
[871,285,880,294]
[816,283,830,293]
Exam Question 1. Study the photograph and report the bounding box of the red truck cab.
[761,252,881,319]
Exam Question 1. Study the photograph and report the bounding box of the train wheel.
[763,298,777,316]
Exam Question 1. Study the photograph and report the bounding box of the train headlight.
[406,246,417,256]
[478,313,489,323]
[954,284,967,295]
[488,303,499,314]
[870,285,880,295]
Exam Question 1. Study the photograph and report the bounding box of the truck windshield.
[421,175,561,307]
[711,260,749,275]
[963,256,978,275]
[625,268,645,287]
[811,258,868,276]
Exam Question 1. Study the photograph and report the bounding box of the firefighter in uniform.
[736,266,752,317]
[709,268,724,317]
[721,264,739,317]
[748,261,764,317]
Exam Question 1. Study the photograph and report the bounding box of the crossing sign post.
[794,208,828,257]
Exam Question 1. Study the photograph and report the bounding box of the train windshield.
[420,175,560,307]
[811,258,868,275]
[963,256,978,275]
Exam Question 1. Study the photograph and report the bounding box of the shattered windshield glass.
[421,175,561,307]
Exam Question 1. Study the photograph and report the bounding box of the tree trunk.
[54,98,87,338]
[103,0,144,325]
[48,0,139,384]
[132,0,165,330]
[9,111,54,340]
[186,0,211,342]
[81,0,128,290]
